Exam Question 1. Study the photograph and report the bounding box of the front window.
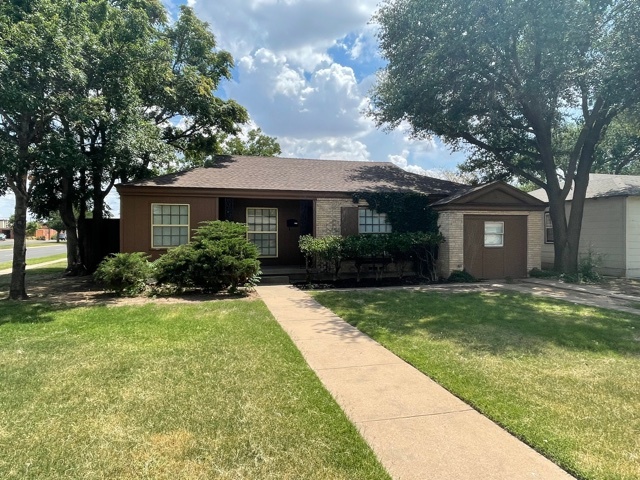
[152,204,189,248]
[484,221,504,247]
[358,208,392,234]
[544,212,554,243]
[247,208,277,257]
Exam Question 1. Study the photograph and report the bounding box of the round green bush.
[154,221,261,293]
[94,252,152,296]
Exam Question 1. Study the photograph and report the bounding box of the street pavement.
[0,240,67,263]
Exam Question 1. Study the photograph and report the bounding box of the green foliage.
[43,212,66,234]
[25,221,38,237]
[593,110,640,175]
[299,232,444,282]
[298,235,344,281]
[94,252,152,296]
[447,270,478,283]
[561,250,603,284]
[154,221,260,293]
[219,128,282,157]
[352,192,439,233]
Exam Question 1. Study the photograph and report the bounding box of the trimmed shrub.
[447,269,478,283]
[94,252,152,296]
[529,268,560,279]
[154,221,261,293]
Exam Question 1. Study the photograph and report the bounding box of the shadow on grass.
[315,290,640,357]
[0,301,74,326]
[0,268,77,326]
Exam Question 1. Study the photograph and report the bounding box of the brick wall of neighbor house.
[315,198,359,237]
[437,210,542,278]
[528,210,543,271]
[437,211,464,277]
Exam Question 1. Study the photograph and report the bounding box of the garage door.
[463,215,527,279]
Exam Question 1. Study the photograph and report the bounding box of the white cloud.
[195,0,379,68]
[190,0,464,179]
[229,49,370,139]
[389,152,440,177]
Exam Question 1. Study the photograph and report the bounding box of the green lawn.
[0,299,389,479]
[312,289,640,480]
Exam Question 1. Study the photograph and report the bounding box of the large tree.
[370,0,640,272]
[3,1,251,295]
[0,0,85,298]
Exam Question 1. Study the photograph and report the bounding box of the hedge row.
[299,232,444,282]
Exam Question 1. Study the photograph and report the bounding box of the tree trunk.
[59,175,82,273]
[9,186,29,300]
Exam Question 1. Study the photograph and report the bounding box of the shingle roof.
[124,155,466,196]
[529,173,640,202]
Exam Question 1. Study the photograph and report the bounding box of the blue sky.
[0,0,466,219]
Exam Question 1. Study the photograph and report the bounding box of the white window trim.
[544,212,554,244]
[484,221,505,248]
[358,208,392,234]
[151,203,190,249]
[246,207,278,258]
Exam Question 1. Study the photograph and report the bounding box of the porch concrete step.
[258,275,291,285]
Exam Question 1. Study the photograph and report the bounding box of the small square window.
[484,221,504,247]
[358,208,392,234]
[151,204,190,249]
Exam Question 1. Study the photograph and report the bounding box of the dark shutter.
[299,200,313,236]
[341,207,359,236]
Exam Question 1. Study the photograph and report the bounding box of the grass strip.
[313,289,640,480]
[0,253,67,271]
[0,300,389,480]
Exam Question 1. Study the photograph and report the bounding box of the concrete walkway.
[257,285,574,480]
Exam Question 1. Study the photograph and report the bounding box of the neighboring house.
[0,219,11,239]
[35,227,58,241]
[117,155,546,279]
[530,173,640,278]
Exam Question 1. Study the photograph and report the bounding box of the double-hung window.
[247,208,277,257]
[544,212,554,243]
[152,204,189,248]
[484,221,504,247]
[358,208,392,234]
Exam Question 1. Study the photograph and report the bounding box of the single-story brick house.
[117,155,546,279]
[530,173,640,278]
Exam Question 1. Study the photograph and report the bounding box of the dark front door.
[463,215,527,279]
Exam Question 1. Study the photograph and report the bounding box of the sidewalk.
[257,285,574,480]
[0,258,66,276]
